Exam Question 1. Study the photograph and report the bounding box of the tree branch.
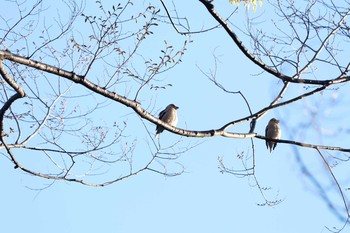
[198,0,350,85]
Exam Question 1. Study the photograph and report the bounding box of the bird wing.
[156,108,168,135]
[158,109,167,119]
[265,124,270,149]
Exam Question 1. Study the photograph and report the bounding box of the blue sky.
[1,0,349,233]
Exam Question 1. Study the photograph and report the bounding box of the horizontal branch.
[256,135,350,152]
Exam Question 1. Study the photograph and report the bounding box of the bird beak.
[175,106,179,109]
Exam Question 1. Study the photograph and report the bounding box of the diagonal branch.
[198,0,350,85]
[198,0,292,79]
[0,50,255,139]
[316,149,350,232]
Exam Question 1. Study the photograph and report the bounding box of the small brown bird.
[265,118,281,152]
[155,104,179,138]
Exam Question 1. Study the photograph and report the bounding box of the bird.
[155,104,179,138]
[265,118,281,152]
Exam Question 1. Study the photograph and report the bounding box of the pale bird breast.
[270,125,281,139]
[269,124,281,139]
[168,108,178,127]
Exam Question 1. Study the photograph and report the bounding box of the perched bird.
[265,118,281,152]
[155,104,179,138]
